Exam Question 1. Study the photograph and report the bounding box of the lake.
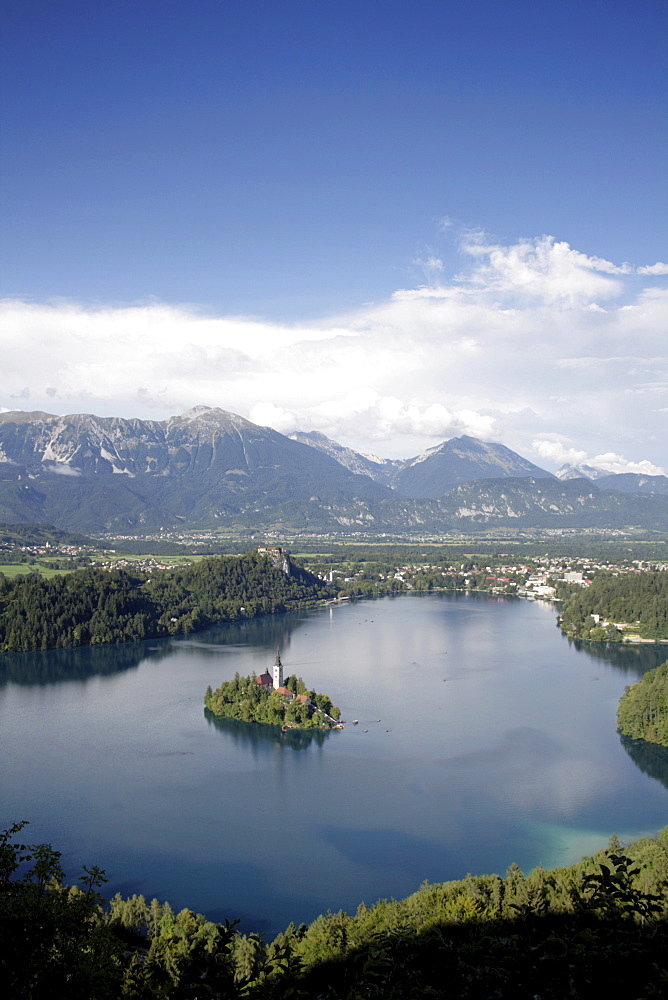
[2,592,668,938]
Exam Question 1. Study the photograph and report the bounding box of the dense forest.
[2,820,668,999]
[204,672,341,728]
[0,550,333,651]
[557,571,668,641]
[618,660,668,747]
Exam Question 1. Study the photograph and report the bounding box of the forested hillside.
[0,522,93,548]
[558,571,668,641]
[0,550,332,651]
[2,820,668,999]
[618,660,668,746]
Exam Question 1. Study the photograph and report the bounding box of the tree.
[0,824,123,999]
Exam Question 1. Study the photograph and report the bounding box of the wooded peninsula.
[3,529,668,653]
[0,548,332,651]
[618,660,668,747]
[558,571,668,641]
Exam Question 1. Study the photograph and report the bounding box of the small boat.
[352,720,359,725]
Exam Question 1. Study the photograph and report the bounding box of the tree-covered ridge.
[0,820,239,1000]
[267,841,668,1000]
[557,570,668,641]
[204,672,341,728]
[0,549,333,651]
[3,821,668,999]
[617,660,668,746]
[0,521,94,549]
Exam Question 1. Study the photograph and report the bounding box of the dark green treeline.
[0,550,333,651]
[558,570,668,641]
[3,820,668,999]
[618,660,668,746]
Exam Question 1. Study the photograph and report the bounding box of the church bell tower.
[273,649,283,689]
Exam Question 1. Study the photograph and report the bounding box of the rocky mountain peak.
[179,405,214,420]
[556,463,612,481]
[0,406,665,534]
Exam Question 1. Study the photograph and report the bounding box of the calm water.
[2,593,668,937]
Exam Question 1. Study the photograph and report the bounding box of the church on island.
[255,649,310,704]
[204,650,342,729]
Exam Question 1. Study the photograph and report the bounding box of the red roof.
[256,672,273,686]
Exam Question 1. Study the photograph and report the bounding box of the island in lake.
[204,650,342,729]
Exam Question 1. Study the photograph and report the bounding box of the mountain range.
[290,430,555,498]
[0,406,667,534]
[556,462,668,495]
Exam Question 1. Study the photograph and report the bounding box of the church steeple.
[272,649,283,690]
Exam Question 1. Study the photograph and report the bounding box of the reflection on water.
[2,592,668,939]
[0,638,172,685]
[181,612,309,657]
[0,606,311,687]
[3,596,666,689]
[204,708,331,751]
[566,638,668,678]
[620,734,668,791]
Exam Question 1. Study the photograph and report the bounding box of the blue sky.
[1,0,667,472]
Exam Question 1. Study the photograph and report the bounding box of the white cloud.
[531,438,666,478]
[42,462,82,477]
[455,234,628,305]
[532,438,589,468]
[413,255,446,286]
[1,233,666,468]
[582,452,666,477]
[305,394,498,444]
[637,262,668,276]
[249,401,299,433]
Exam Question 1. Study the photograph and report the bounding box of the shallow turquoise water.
[1,592,667,936]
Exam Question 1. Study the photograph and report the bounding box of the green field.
[0,563,68,579]
[0,553,206,580]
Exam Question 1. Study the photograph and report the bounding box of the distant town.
[2,527,667,646]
